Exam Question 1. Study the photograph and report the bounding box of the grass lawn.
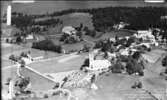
[62,41,91,52]
[1,59,13,67]
[2,67,17,91]
[20,67,56,91]
[28,54,86,73]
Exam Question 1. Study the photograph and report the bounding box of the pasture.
[35,12,94,35]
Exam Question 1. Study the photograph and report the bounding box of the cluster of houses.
[113,22,129,30]
[4,24,166,100]
[81,28,161,75]
[9,51,33,65]
[60,25,85,44]
[1,26,36,44]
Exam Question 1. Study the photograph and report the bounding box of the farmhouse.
[113,22,129,30]
[62,26,77,35]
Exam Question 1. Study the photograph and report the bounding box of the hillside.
[35,12,94,35]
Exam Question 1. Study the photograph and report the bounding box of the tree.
[20,60,26,68]
[6,38,9,43]
[112,61,124,73]
[162,56,167,67]
[32,40,62,53]
[83,26,89,32]
[165,68,167,74]
[132,51,141,60]
[80,58,89,70]
[83,44,90,52]
[76,31,82,38]
[80,23,83,30]
[126,57,144,75]
[9,54,15,61]
[61,77,68,87]
[16,36,22,44]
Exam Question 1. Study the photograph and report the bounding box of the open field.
[1,42,62,68]
[2,59,13,67]
[28,53,87,73]
[36,12,94,35]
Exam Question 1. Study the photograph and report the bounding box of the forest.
[12,7,167,38]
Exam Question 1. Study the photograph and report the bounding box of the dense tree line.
[12,14,34,28]
[89,7,167,31]
[34,18,62,26]
[12,7,167,39]
[12,15,61,28]
[32,40,62,53]
[12,7,167,31]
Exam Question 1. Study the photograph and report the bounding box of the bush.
[43,94,49,98]
[83,44,90,52]
[20,52,28,58]
[20,60,26,67]
[16,36,22,44]
[85,29,96,37]
[132,51,141,60]
[60,34,69,42]
[9,55,15,61]
[112,61,124,73]
[165,68,167,74]
[119,55,129,62]
[6,38,9,43]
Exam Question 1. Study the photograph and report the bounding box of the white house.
[137,29,157,44]
[86,53,111,71]
[137,30,152,35]
[26,34,34,40]
[113,22,129,30]
[62,26,77,35]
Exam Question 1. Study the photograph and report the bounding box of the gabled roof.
[62,26,76,35]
